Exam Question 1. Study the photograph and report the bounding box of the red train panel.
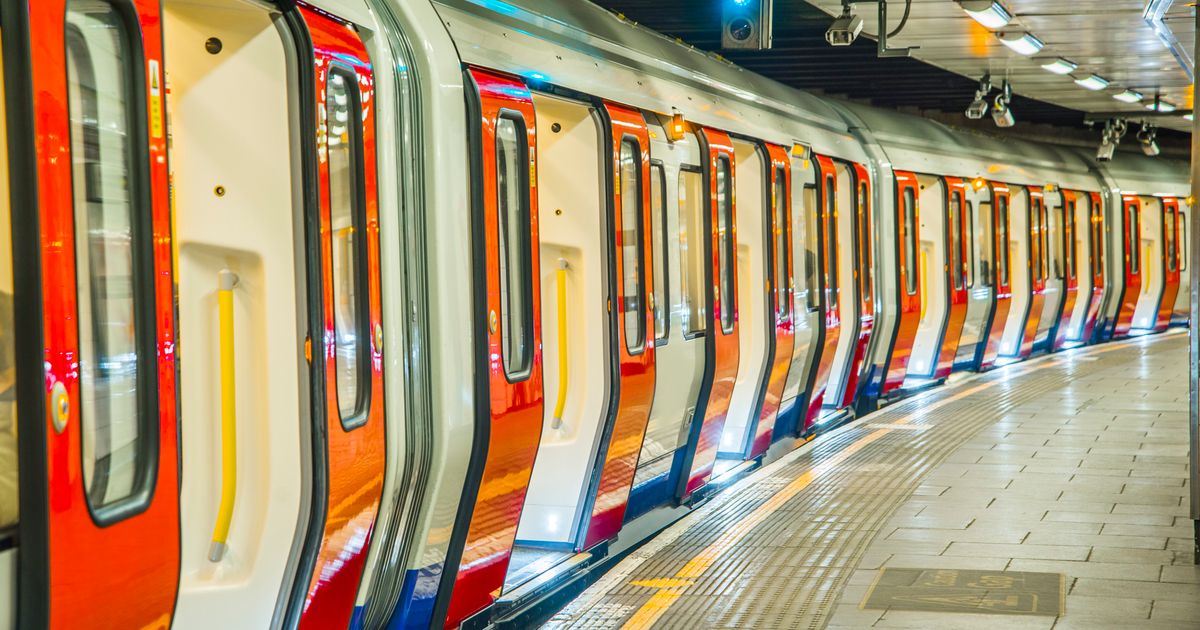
[1113,195,1143,338]
[980,183,1012,369]
[1155,197,1181,332]
[1053,190,1082,351]
[1079,192,1107,341]
[934,177,969,379]
[805,155,842,426]
[841,162,875,406]
[883,171,921,391]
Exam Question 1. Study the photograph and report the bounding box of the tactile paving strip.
[545,334,1183,630]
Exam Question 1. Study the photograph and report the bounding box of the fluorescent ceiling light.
[1147,100,1177,112]
[1073,74,1110,91]
[1112,89,1143,103]
[998,31,1044,56]
[958,1,1013,30]
[1040,58,1077,75]
[1185,113,1195,121]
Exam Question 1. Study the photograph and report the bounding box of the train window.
[824,176,838,310]
[1067,201,1078,280]
[857,181,872,301]
[1181,211,1188,272]
[997,196,1010,287]
[1166,206,1178,273]
[903,188,917,295]
[328,69,371,422]
[950,193,964,290]
[67,1,156,513]
[678,167,706,336]
[496,112,535,379]
[619,138,646,353]
[716,156,735,334]
[1041,202,1051,282]
[0,55,13,536]
[804,185,820,311]
[978,199,993,288]
[1031,199,1044,282]
[774,167,790,319]
[1091,201,1104,278]
[966,200,976,288]
[1128,203,1140,275]
[650,163,669,342]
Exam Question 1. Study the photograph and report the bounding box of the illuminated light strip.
[615,334,1173,629]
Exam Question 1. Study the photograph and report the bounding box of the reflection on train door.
[582,101,656,548]
[8,0,181,626]
[842,163,874,406]
[882,171,920,392]
[286,7,389,629]
[680,127,739,495]
[805,154,840,426]
[1155,197,1181,332]
[1052,190,1081,350]
[1112,195,1142,338]
[1015,188,1048,357]
[934,177,969,378]
[749,143,794,458]
[1171,205,1189,325]
[979,183,1012,369]
[442,68,544,628]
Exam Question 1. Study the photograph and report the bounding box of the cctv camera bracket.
[844,0,920,58]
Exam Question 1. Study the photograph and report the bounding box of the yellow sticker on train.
[149,59,163,139]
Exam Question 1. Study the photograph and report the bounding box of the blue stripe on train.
[385,564,441,629]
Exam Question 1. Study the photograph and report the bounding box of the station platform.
[547,331,1197,629]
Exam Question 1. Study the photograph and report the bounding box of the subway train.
[0,0,1190,628]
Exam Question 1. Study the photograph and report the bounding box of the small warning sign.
[861,568,1063,616]
[148,59,163,138]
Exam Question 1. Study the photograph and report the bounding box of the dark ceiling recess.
[593,0,1088,128]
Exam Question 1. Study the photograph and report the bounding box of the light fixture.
[1147,100,1176,112]
[1113,89,1144,104]
[957,1,1013,30]
[992,80,1015,127]
[998,31,1044,56]
[1137,123,1160,157]
[1040,57,1077,75]
[966,74,992,120]
[1073,74,1110,91]
[667,110,687,142]
[1185,113,1195,122]
[826,2,864,47]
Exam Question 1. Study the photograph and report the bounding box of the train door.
[679,127,738,496]
[804,155,841,426]
[443,69,545,628]
[979,184,1013,368]
[1172,205,1189,325]
[954,180,996,370]
[882,172,921,392]
[825,162,862,411]
[776,150,820,439]
[579,101,656,548]
[1051,190,1081,350]
[999,187,1042,358]
[628,125,706,518]
[1132,195,1166,332]
[0,29,12,627]
[723,143,793,459]
[1066,191,1100,344]
[1036,189,1067,351]
[1081,192,1107,341]
[840,164,874,407]
[6,1,181,626]
[506,92,608,581]
[1111,195,1143,338]
[1154,197,1181,332]
[722,140,773,460]
[905,175,966,381]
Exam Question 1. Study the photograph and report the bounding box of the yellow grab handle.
[209,269,239,562]
[552,259,569,429]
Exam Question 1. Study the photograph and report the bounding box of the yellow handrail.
[209,269,239,562]
[552,259,569,429]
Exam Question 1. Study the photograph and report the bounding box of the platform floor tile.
[547,332,1197,629]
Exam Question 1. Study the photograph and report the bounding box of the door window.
[997,196,1010,287]
[1181,212,1188,272]
[857,181,871,300]
[1128,203,1140,275]
[678,167,706,335]
[1166,206,1178,273]
[1067,201,1078,280]
[650,163,668,342]
[496,112,534,379]
[1091,200,1104,277]
[824,176,838,309]
[804,185,820,309]
[619,138,646,353]
[773,167,790,318]
[903,188,917,295]
[68,0,156,514]
[950,193,964,290]
[978,200,993,288]
[716,156,735,334]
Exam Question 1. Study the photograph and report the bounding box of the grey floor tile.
[1023,531,1167,550]
[873,611,1056,629]
[1044,511,1175,526]
[942,542,1090,561]
[1071,578,1200,602]
[1063,594,1152,620]
[1006,558,1160,581]
[1087,547,1176,565]
[1149,599,1200,623]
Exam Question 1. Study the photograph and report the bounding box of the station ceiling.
[591,0,1195,140]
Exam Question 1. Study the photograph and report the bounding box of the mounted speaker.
[722,0,773,50]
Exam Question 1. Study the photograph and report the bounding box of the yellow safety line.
[209,270,238,562]
[617,335,1162,629]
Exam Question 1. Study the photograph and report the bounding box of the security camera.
[966,95,989,120]
[1096,139,1117,162]
[1138,123,1160,157]
[992,95,1015,127]
[826,8,864,46]
[1097,118,1127,161]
